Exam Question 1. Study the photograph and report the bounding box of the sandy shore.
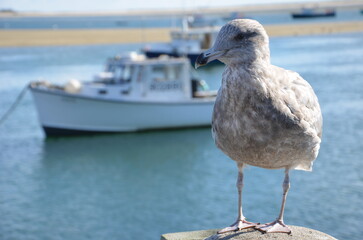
[0,21,362,47]
[0,28,171,47]
[265,20,363,36]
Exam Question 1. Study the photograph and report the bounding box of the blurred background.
[0,1,363,240]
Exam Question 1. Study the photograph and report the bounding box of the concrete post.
[161,226,337,240]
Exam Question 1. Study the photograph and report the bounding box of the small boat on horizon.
[291,8,336,18]
[29,53,216,137]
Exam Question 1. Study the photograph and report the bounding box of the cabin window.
[98,89,107,94]
[120,89,129,95]
[122,66,132,82]
[105,64,115,72]
[112,65,134,83]
[149,64,183,91]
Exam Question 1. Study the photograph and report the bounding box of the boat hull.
[291,12,336,18]
[30,87,215,137]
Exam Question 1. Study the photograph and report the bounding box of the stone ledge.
[161,226,337,240]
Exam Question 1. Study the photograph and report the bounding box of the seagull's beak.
[195,48,225,69]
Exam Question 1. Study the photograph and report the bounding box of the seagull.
[195,19,322,234]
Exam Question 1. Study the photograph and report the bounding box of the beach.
[0,28,171,47]
[1,21,363,47]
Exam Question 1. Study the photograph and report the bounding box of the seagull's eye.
[234,33,245,41]
[234,31,258,41]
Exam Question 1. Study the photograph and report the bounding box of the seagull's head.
[195,19,270,68]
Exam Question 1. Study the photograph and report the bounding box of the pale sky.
[0,0,331,13]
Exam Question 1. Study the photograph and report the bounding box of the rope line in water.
[0,84,29,125]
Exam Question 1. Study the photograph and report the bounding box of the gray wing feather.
[269,66,322,139]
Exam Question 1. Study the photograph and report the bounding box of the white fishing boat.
[142,18,221,66]
[29,53,216,136]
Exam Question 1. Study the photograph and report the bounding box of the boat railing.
[30,81,64,91]
[30,80,83,94]
[193,90,218,98]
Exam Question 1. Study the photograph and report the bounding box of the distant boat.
[291,8,336,18]
[142,17,222,66]
[29,53,216,136]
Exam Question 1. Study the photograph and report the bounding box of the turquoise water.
[1,33,363,240]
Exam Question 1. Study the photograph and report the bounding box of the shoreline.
[0,0,362,18]
[1,21,363,47]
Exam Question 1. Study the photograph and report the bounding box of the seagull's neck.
[223,60,272,97]
[226,53,271,68]
[227,59,271,78]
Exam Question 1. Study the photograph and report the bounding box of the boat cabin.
[31,53,215,103]
[90,53,211,101]
[169,26,220,54]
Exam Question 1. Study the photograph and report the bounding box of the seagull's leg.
[255,168,292,234]
[218,163,257,234]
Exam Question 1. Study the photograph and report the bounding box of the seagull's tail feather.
[294,161,313,172]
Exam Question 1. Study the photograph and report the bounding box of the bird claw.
[218,219,257,234]
[255,220,291,234]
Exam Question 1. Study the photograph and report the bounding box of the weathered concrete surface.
[161,226,337,240]
[161,229,219,240]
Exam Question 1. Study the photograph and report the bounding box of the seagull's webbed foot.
[255,220,291,234]
[218,219,257,234]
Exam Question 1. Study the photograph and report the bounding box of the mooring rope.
[0,84,29,125]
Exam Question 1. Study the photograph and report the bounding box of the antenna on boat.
[182,16,189,32]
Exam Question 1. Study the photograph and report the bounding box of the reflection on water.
[1,33,363,240]
[2,128,226,240]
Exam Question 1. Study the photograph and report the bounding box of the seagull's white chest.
[212,66,321,170]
